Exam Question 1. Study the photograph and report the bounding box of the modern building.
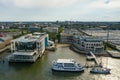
[8,32,49,62]
[73,36,104,53]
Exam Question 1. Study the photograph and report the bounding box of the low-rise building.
[60,29,78,43]
[0,36,13,49]
[43,27,58,33]
[60,33,73,43]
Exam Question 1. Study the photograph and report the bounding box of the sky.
[0,0,120,21]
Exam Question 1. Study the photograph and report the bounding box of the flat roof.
[13,32,45,42]
[13,51,36,56]
[56,59,75,63]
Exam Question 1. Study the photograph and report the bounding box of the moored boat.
[90,67,111,74]
[52,59,84,72]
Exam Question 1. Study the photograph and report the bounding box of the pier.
[89,51,99,66]
[84,51,102,68]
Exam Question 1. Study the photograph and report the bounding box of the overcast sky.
[0,0,120,21]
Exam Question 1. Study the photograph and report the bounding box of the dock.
[89,51,99,65]
[84,52,102,68]
[86,56,95,60]
[107,50,120,58]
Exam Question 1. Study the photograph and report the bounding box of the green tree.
[58,26,63,33]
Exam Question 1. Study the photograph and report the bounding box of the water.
[0,45,120,80]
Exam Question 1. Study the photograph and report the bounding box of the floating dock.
[107,50,120,58]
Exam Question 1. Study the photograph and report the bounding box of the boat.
[7,32,49,63]
[90,67,111,74]
[51,59,84,72]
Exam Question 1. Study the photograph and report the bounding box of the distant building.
[60,29,78,43]
[0,26,5,29]
[28,26,40,32]
[99,26,107,28]
[0,36,13,49]
[60,33,73,43]
[43,27,58,33]
[0,25,10,29]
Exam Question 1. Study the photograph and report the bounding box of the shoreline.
[56,44,70,48]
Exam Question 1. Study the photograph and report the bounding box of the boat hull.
[90,71,110,74]
[52,68,84,72]
[90,68,111,74]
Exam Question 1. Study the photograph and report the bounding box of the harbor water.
[0,45,120,80]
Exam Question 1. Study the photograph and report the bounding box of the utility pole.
[107,25,109,43]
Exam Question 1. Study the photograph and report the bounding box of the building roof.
[82,36,102,42]
[13,32,45,43]
[56,59,75,63]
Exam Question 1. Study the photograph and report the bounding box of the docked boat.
[52,59,84,72]
[90,67,111,74]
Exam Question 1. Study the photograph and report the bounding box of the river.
[0,45,120,80]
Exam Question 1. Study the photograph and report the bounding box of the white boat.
[52,59,84,72]
[90,67,111,74]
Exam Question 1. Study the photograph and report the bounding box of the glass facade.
[16,42,36,51]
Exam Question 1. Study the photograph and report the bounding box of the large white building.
[73,36,104,53]
[8,32,49,62]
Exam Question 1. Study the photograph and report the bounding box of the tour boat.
[52,59,84,72]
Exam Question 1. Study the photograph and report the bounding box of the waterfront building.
[73,36,104,53]
[8,32,49,62]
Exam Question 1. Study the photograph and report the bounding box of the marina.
[0,45,120,80]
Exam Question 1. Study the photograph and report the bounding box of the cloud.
[104,0,110,4]
[87,0,120,9]
[0,0,77,8]
[1,0,120,9]
[0,0,119,21]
